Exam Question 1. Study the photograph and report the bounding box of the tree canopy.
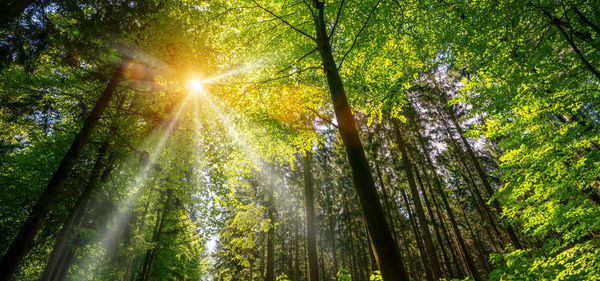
[1,0,599,280]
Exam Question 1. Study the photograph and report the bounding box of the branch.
[197,6,257,30]
[328,0,345,38]
[110,130,137,152]
[246,66,321,90]
[252,0,316,42]
[337,0,380,71]
[241,21,284,49]
[228,66,321,105]
[301,0,316,23]
[305,106,338,128]
[273,48,318,77]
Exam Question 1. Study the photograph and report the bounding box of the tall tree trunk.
[443,127,505,252]
[52,248,75,281]
[414,165,453,279]
[0,62,124,281]
[325,189,339,277]
[51,151,117,281]
[409,109,483,281]
[293,218,301,281]
[40,140,111,281]
[123,255,135,281]
[143,189,172,281]
[445,108,522,249]
[399,185,431,281]
[393,121,442,281]
[310,3,408,280]
[342,197,360,281]
[266,190,275,281]
[459,206,493,274]
[319,150,340,277]
[140,193,164,280]
[259,232,266,280]
[303,153,320,281]
[426,179,462,279]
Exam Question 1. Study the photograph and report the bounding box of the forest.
[0,0,599,280]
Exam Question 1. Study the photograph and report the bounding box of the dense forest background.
[1,0,599,280]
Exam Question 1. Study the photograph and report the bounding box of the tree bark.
[409,111,482,281]
[427,179,462,279]
[40,140,111,281]
[310,2,408,280]
[143,189,172,281]
[399,184,432,281]
[445,108,522,249]
[393,121,442,281]
[302,153,320,281]
[0,62,124,281]
[266,191,275,281]
[414,165,453,279]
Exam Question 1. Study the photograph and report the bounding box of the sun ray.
[72,95,191,278]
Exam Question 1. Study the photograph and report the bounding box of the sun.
[187,78,204,94]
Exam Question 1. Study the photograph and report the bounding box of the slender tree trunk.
[303,153,320,281]
[0,63,124,281]
[399,185,431,281]
[458,203,492,273]
[123,255,135,281]
[394,204,417,278]
[266,191,276,281]
[259,233,266,280]
[393,121,442,281]
[427,181,462,279]
[462,166,505,253]
[293,219,301,281]
[52,248,75,281]
[414,165,453,279]
[444,128,506,252]
[325,190,339,277]
[40,140,111,281]
[319,150,340,277]
[50,152,117,281]
[143,189,172,281]
[140,199,163,280]
[533,5,600,80]
[342,198,359,281]
[409,115,482,281]
[309,3,408,280]
[445,109,522,249]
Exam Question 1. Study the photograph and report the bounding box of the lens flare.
[188,79,204,94]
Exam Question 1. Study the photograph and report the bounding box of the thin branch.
[273,48,318,77]
[197,6,257,30]
[302,0,316,23]
[250,66,321,88]
[111,130,137,151]
[572,6,600,35]
[228,66,321,105]
[531,3,600,81]
[285,1,305,10]
[241,22,285,49]
[255,11,296,24]
[328,0,345,38]
[305,106,338,128]
[252,0,316,42]
[337,0,380,71]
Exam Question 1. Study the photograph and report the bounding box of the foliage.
[1,0,600,280]
[337,268,351,281]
